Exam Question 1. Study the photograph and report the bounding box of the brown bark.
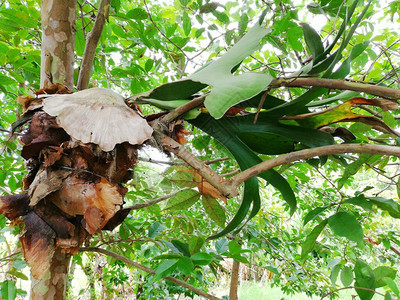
[229,260,240,300]
[32,1,77,299]
[30,250,71,300]
[40,0,77,90]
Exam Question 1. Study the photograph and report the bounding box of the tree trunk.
[40,0,77,90]
[229,260,240,300]
[31,1,76,299]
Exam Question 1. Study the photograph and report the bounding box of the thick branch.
[77,0,110,90]
[79,247,221,300]
[161,134,235,198]
[229,260,240,300]
[270,77,400,99]
[231,144,400,189]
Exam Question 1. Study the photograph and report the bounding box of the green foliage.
[1,0,400,299]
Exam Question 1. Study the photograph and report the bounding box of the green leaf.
[148,222,164,238]
[165,189,201,211]
[368,197,400,218]
[381,278,399,297]
[189,23,272,119]
[330,263,342,284]
[176,257,194,275]
[127,8,148,20]
[301,219,328,259]
[228,240,242,255]
[188,236,205,255]
[145,59,154,72]
[301,23,324,60]
[168,168,199,188]
[215,238,229,254]
[7,270,28,281]
[373,266,397,288]
[182,13,191,36]
[171,240,191,257]
[303,206,329,225]
[202,195,226,227]
[191,252,214,265]
[154,260,178,279]
[338,154,373,189]
[344,195,372,211]
[1,280,17,300]
[328,212,364,246]
[340,266,353,287]
[354,260,375,300]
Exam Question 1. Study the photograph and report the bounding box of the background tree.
[0,0,400,299]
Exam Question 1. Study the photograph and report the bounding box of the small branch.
[161,134,235,198]
[138,156,229,166]
[160,94,207,124]
[269,77,400,99]
[320,286,385,299]
[79,247,221,300]
[231,144,400,189]
[143,0,188,58]
[126,187,191,210]
[77,0,111,90]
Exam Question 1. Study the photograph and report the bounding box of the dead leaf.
[28,167,72,206]
[185,169,227,204]
[0,193,30,220]
[34,83,70,96]
[42,88,153,151]
[20,212,56,280]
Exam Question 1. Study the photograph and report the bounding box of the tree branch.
[126,187,191,210]
[138,156,229,166]
[231,144,400,189]
[160,94,207,124]
[320,286,385,299]
[79,247,221,300]
[77,0,110,91]
[160,134,235,198]
[270,77,400,99]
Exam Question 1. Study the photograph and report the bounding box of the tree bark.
[40,0,77,90]
[30,251,71,300]
[229,260,240,300]
[32,1,77,299]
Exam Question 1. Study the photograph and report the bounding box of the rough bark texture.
[40,0,77,90]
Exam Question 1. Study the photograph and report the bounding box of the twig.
[79,247,221,300]
[77,0,111,90]
[269,77,400,99]
[143,0,188,58]
[126,187,191,210]
[320,286,385,299]
[231,144,400,189]
[138,157,229,166]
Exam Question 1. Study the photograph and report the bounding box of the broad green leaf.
[165,189,201,211]
[176,257,194,275]
[171,240,191,257]
[182,13,191,36]
[202,195,226,227]
[381,278,400,297]
[330,263,342,285]
[188,236,205,255]
[168,167,200,188]
[127,8,148,20]
[354,260,376,300]
[303,206,330,225]
[237,132,294,155]
[189,23,272,118]
[228,240,242,255]
[148,222,164,238]
[368,197,400,218]
[301,219,328,259]
[373,266,396,288]
[328,212,364,246]
[0,280,16,300]
[154,260,178,279]
[338,153,374,189]
[191,252,214,265]
[340,266,353,287]
[215,238,229,254]
[344,195,372,211]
